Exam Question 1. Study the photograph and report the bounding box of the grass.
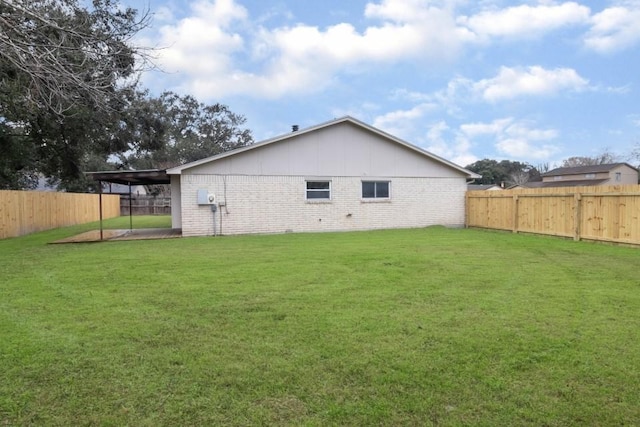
[98,214,172,230]
[1,217,640,425]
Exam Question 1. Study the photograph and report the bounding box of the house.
[513,163,638,189]
[467,184,503,191]
[506,182,544,190]
[166,117,480,236]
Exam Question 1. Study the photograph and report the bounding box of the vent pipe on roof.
[292,125,299,132]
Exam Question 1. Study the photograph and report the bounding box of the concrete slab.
[52,228,181,243]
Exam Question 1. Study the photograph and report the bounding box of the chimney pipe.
[292,125,299,132]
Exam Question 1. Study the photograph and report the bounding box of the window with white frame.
[306,181,331,200]
[585,173,596,179]
[615,172,622,182]
[362,181,390,199]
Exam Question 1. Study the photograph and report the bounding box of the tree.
[630,144,640,183]
[560,150,619,167]
[465,159,502,185]
[0,0,150,116]
[465,159,540,186]
[629,143,640,166]
[0,0,151,190]
[508,170,532,186]
[0,2,253,191]
[117,91,253,170]
[536,162,551,174]
[0,120,38,189]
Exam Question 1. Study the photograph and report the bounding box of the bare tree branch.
[560,150,620,167]
[0,0,153,115]
[508,170,530,186]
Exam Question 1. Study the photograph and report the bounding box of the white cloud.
[584,5,640,53]
[423,121,478,166]
[627,113,640,127]
[474,66,589,102]
[373,105,479,166]
[391,77,472,117]
[461,118,560,159]
[391,66,589,117]
[142,0,475,99]
[451,152,478,169]
[152,0,247,76]
[372,106,561,164]
[372,103,437,139]
[139,0,640,103]
[194,0,248,25]
[460,2,590,40]
[253,0,471,92]
[365,0,430,23]
[461,118,514,137]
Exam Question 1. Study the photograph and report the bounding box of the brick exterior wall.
[180,174,466,236]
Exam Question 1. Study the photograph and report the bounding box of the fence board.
[466,184,640,246]
[0,191,120,239]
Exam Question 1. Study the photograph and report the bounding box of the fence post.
[98,184,104,241]
[512,195,519,233]
[573,193,582,241]
[465,192,469,228]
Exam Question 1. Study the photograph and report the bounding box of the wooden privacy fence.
[119,195,171,216]
[0,190,120,239]
[466,184,640,246]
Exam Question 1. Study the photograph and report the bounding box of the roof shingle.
[541,163,636,177]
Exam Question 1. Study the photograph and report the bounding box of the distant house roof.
[511,179,609,189]
[541,163,638,177]
[167,116,481,179]
[467,184,502,191]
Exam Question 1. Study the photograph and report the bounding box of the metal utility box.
[197,189,216,205]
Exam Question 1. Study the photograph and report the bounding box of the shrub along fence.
[0,190,120,239]
[466,184,640,246]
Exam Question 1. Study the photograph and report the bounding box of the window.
[553,176,562,181]
[362,181,390,199]
[585,173,596,179]
[615,172,622,182]
[306,181,331,200]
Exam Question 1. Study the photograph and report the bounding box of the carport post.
[128,182,133,231]
[98,180,104,241]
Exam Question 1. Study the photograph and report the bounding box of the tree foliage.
[0,1,254,191]
[0,0,149,115]
[0,121,37,189]
[0,0,152,190]
[560,150,619,168]
[117,91,253,171]
[465,159,540,186]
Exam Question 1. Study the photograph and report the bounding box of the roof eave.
[541,162,639,177]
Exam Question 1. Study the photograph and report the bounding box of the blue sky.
[126,0,640,168]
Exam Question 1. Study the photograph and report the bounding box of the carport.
[86,169,172,241]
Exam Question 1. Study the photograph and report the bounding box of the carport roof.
[86,169,170,186]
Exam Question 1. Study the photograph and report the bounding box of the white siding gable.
[610,164,639,185]
[183,121,464,178]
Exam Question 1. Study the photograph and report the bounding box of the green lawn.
[98,214,173,230]
[1,217,639,425]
